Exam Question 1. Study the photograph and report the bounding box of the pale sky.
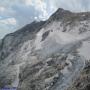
[0,0,90,39]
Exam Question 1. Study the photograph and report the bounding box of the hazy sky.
[0,0,90,38]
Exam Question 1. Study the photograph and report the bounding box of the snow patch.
[78,41,90,60]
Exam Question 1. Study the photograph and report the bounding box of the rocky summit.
[0,8,90,90]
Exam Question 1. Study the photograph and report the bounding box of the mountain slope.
[0,8,90,90]
[0,21,46,60]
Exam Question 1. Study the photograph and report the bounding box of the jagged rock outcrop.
[0,8,90,90]
[67,61,90,90]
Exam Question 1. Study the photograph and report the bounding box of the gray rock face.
[41,31,50,41]
[67,61,90,90]
[0,8,90,90]
[0,21,46,60]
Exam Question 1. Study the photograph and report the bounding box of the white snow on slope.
[78,41,90,60]
[35,22,81,51]
[48,30,79,44]
[33,21,90,59]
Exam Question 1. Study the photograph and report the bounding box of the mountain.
[0,8,90,90]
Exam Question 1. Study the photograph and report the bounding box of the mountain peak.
[49,8,72,21]
[56,8,71,13]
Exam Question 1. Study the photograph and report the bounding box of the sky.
[0,0,90,39]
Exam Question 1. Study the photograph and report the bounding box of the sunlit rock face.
[0,8,90,90]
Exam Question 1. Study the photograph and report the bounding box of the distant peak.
[49,8,72,21]
[56,8,72,14]
[57,8,65,12]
